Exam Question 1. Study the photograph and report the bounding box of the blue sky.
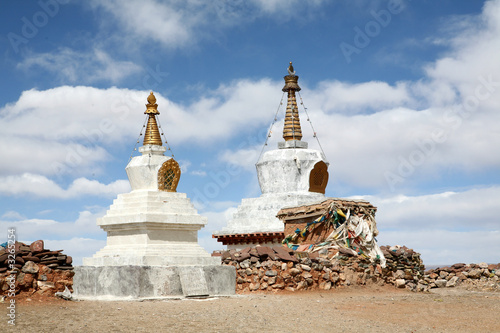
[0,0,499,266]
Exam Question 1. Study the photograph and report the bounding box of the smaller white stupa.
[213,63,329,249]
[74,92,235,299]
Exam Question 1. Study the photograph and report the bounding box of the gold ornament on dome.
[308,161,329,194]
[158,159,181,192]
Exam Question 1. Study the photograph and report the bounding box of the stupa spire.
[143,92,162,146]
[282,62,302,142]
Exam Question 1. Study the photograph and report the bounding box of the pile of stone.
[0,240,74,296]
[422,263,500,291]
[221,244,426,292]
[380,245,427,291]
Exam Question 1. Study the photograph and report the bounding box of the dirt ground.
[1,286,499,333]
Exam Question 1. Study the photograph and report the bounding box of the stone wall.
[0,241,74,297]
[221,245,426,292]
[222,245,500,293]
[423,263,500,291]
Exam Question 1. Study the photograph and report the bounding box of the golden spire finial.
[143,92,162,146]
[145,91,159,115]
[287,62,295,76]
[147,91,157,105]
[282,62,302,142]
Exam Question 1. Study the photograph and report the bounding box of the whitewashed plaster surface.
[84,145,220,266]
[215,145,329,236]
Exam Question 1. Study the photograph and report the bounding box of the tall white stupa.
[74,92,235,299]
[213,63,329,249]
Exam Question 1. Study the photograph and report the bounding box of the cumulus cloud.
[1,211,25,220]
[89,0,326,50]
[0,209,107,243]
[357,186,500,265]
[4,63,497,193]
[306,80,414,114]
[0,86,144,177]
[378,230,500,266]
[43,238,107,266]
[198,204,239,252]
[0,173,130,198]
[0,80,279,179]
[364,186,500,231]
[219,144,262,172]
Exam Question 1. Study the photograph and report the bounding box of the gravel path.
[2,286,499,332]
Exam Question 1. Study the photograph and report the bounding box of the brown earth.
[2,285,499,332]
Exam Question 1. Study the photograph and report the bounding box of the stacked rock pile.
[380,245,427,291]
[422,263,500,291]
[221,244,426,292]
[0,240,74,296]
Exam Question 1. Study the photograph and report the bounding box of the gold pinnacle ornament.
[143,92,163,146]
[282,62,303,141]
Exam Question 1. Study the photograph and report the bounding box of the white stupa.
[74,92,235,299]
[213,63,329,249]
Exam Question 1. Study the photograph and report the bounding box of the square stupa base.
[73,264,235,300]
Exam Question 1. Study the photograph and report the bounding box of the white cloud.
[356,186,500,264]
[422,1,500,105]
[0,86,143,177]
[178,160,192,173]
[165,79,280,142]
[1,211,25,220]
[365,186,500,231]
[198,205,238,253]
[0,81,279,178]
[250,0,325,15]
[306,80,413,114]
[378,230,500,266]
[43,238,107,266]
[219,144,262,172]
[0,173,130,198]
[88,0,326,50]
[190,170,207,177]
[18,47,141,84]
[0,209,107,246]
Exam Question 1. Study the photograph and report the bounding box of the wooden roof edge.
[277,197,377,218]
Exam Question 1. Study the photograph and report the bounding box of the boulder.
[446,276,459,288]
[30,240,44,253]
[467,269,481,279]
[435,279,447,288]
[395,279,406,288]
[22,261,39,274]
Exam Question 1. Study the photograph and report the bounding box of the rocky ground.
[2,285,499,332]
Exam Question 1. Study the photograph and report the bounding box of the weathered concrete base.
[73,265,235,300]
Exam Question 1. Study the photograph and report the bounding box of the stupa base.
[73,264,235,300]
